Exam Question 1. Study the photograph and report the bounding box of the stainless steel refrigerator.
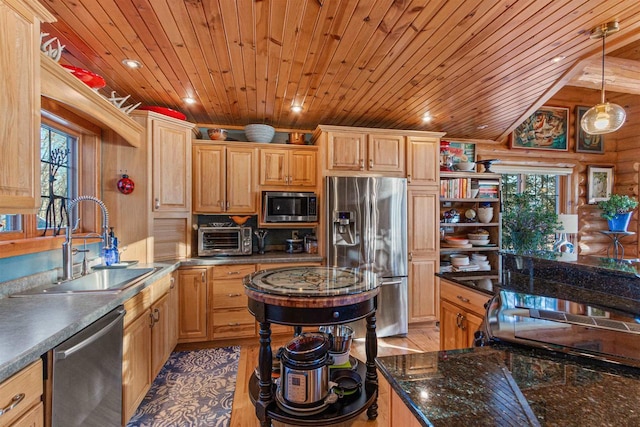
[326,176,408,337]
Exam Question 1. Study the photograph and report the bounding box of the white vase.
[477,207,494,223]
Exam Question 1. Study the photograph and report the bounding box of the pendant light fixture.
[580,21,626,135]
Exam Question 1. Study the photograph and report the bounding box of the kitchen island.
[378,252,640,426]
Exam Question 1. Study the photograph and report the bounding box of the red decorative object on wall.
[117,174,135,194]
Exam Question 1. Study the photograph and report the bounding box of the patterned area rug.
[127,346,240,427]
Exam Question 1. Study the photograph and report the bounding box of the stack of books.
[477,179,499,199]
[440,178,472,198]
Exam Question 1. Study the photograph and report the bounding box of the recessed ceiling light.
[122,59,142,69]
[183,97,196,105]
[551,55,565,63]
[422,113,432,123]
[477,124,488,130]
[291,105,303,113]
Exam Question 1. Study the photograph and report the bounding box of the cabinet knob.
[170,276,175,289]
[149,312,155,327]
[154,198,160,209]
[227,322,240,326]
[201,272,205,282]
[153,308,160,322]
[226,201,230,210]
[407,174,412,183]
[227,271,240,275]
[228,293,241,297]
[369,159,373,168]
[359,159,364,170]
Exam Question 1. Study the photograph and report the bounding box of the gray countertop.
[0,253,322,383]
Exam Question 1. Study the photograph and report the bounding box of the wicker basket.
[244,124,275,143]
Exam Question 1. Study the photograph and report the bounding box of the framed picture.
[510,106,569,151]
[576,106,604,153]
[448,141,476,164]
[587,165,614,204]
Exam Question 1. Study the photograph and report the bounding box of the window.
[0,123,78,240]
[495,165,572,252]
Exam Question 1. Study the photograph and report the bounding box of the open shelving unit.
[439,171,502,272]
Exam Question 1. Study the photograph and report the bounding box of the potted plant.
[597,194,638,232]
[502,192,561,254]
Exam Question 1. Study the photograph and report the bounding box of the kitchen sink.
[11,267,159,296]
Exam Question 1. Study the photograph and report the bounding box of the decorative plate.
[138,105,187,120]
[61,64,106,89]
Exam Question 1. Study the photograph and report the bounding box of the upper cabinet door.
[0,1,54,213]
[407,136,440,186]
[226,147,257,212]
[327,132,367,171]
[259,148,288,186]
[192,144,225,213]
[152,120,192,212]
[288,150,317,187]
[368,134,405,175]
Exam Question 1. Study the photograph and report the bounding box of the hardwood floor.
[228,323,440,426]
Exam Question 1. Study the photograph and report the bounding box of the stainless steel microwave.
[263,191,318,223]
[197,226,252,256]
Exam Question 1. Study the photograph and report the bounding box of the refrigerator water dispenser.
[333,211,357,245]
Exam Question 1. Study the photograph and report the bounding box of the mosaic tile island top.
[244,266,378,297]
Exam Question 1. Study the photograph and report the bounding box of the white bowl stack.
[470,253,491,270]
[244,124,275,143]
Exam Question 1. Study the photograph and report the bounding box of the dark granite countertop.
[377,343,640,426]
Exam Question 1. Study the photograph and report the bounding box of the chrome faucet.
[62,196,111,281]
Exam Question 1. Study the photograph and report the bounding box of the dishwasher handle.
[55,308,125,360]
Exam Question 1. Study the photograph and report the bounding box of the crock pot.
[277,332,333,409]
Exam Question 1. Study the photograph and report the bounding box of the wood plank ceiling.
[40,0,640,141]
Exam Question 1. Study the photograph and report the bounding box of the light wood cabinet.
[390,386,422,427]
[150,293,171,378]
[408,259,438,323]
[177,267,208,343]
[0,359,43,427]
[408,189,439,323]
[209,264,256,339]
[0,0,54,213]
[168,272,179,353]
[122,274,174,424]
[122,305,152,424]
[407,136,440,187]
[324,130,405,175]
[439,279,488,350]
[149,117,193,212]
[131,110,195,262]
[259,146,317,188]
[192,143,257,213]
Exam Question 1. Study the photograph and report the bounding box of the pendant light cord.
[600,30,606,104]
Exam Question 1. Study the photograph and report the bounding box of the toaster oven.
[198,226,252,256]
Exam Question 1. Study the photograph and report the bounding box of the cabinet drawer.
[212,280,248,309]
[212,264,256,280]
[211,308,256,339]
[440,280,489,317]
[0,360,42,427]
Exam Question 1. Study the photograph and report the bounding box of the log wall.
[467,86,640,259]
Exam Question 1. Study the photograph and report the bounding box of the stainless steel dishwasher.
[52,306,125,427]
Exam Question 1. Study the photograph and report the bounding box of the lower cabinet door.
[151,293,170,378]
[11,402,44,427]
[122,311,152,424]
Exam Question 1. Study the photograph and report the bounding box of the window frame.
[0,108,102,257]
